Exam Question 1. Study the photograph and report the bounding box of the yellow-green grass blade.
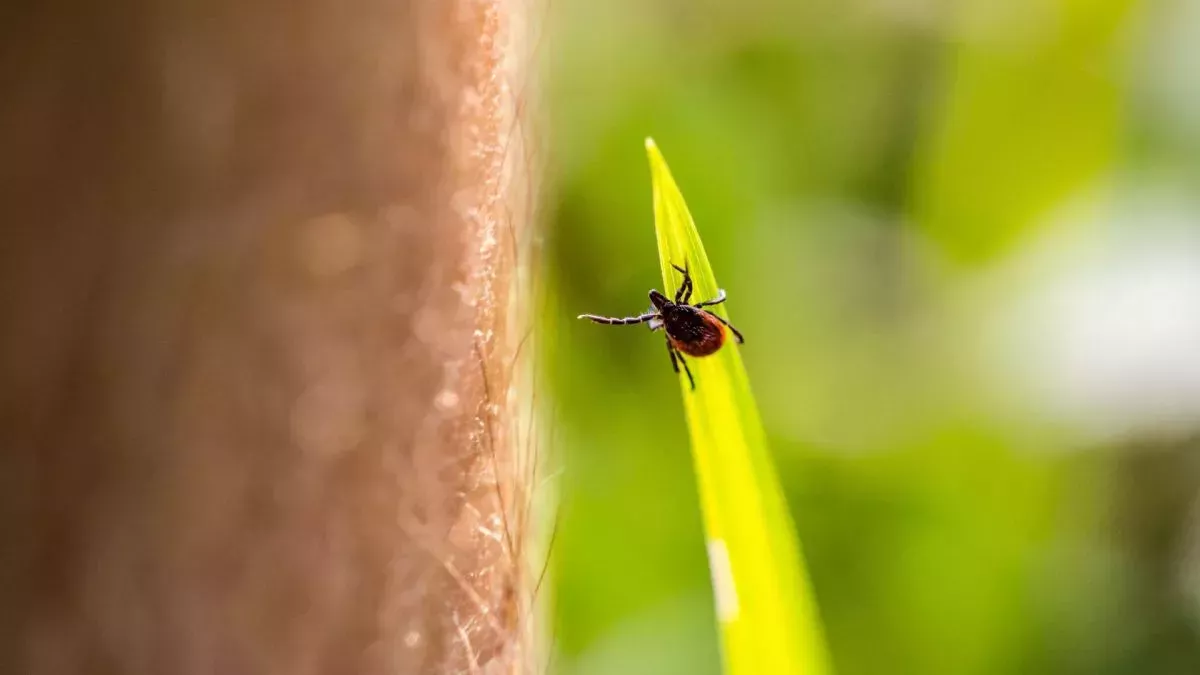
[645,138,831,675]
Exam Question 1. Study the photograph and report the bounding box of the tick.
[577,262,744,390]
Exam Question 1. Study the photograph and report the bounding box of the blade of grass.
[645,137,830,675]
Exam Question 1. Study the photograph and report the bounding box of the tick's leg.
[694,289,726,308]
[577,312,657,325]
[706,311,745,344]
[677,351,695,390]
[672,262,693,304]
[667,340,695,390]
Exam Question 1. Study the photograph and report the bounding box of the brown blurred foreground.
[0,0,535,673]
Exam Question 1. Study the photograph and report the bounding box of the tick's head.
[649,289,671,310]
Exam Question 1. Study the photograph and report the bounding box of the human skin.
[0,0,534,673]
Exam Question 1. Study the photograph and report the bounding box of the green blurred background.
[542,1,1200,673]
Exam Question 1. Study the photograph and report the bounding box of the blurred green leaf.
[646,138,831,675]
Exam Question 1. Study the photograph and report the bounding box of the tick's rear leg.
[666,340,695,390]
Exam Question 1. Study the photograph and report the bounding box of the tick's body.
[578,263,744,390]
[654,292,727,357]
